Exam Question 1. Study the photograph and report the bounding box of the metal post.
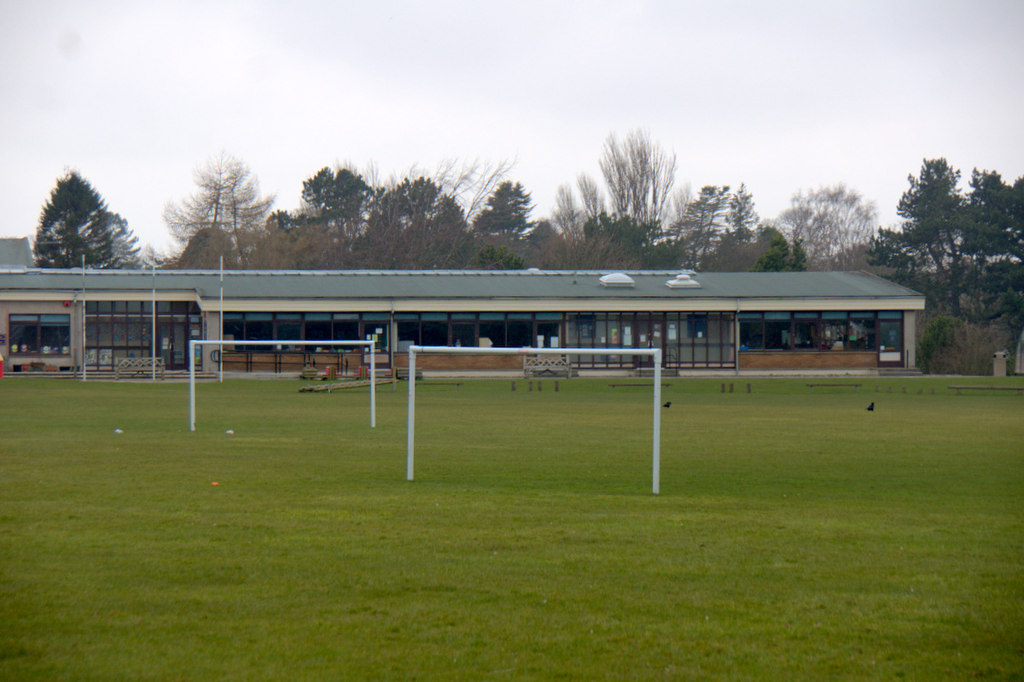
[652,349,662,495]
[369,342,376,428]
[406,348,417,481]
[189,339,196,432]
[81,255,87,382]
[151,265,156,381]
[219,256,223,383]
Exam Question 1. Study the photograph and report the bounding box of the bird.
[866,402,874,411]
[663,401,672,408]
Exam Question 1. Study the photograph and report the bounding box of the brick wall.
[738,351,877,370]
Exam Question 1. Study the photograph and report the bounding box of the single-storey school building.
[0,267,925,375]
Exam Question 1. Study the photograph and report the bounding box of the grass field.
[1,376,1022,680]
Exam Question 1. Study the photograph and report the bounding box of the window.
[451,314,476,347]
[847,314,876,350]
[739,313,763,350]
[763,312,791,350]
[9,314,70,355]
[878,312,902,351]
[793,314,819,350]
[420,313,448,346]
[506,314,532,347]
[479,313,505,348]
[821,312,848,350]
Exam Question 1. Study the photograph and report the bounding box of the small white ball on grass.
[114,428,123,434]
[225,429,234,435]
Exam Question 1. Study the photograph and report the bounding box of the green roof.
[0,268,924,304]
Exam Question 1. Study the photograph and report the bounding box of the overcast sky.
[2,0,1022,254]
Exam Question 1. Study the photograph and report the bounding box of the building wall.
[0,299,81,371]
[394,353,524,371]
[738,351,878,370]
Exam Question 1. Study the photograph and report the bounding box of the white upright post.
[81,256,87,382]
[219,256,223,383]
[370,343,376,428]
[406,348,417,481]
[189,339,196,432]
[151,265,156,381]
[652,349,662,495]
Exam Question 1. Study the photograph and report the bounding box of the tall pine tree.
[34,171,139,268]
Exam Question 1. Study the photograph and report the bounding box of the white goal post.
[405,345,663,494]
[188,339,377,431]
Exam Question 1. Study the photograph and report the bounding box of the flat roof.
[0,268,924,305]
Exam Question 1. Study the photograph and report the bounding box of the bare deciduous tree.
[409,158,514,222]
[164,152,275,267]
[598,129,676,225]
[778,184,877,270]
[576,174,605,220]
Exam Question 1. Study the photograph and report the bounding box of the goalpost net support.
[405,345,663,494]
[189,339,377,432]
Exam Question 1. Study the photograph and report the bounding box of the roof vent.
[599,272,635,288]
[666,272,700,289]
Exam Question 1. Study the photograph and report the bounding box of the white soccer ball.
[114,428,123,434]
[225,429,234,435]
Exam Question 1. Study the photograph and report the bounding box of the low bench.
[116,357,165,379]
[418,381,463,389]
[948,385,1024,395]
[806,383,861,392]
[524,355,575,378]
[395,367,424,380]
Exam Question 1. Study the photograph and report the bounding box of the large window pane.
[764,313,791,350]
[507,320,532,347]
[479,320,504,347]
[848,315,876,350]
[421,321,447,346]
[739,316,763,350]
[452,322,475,347]
[879,320,901,351]
[793,316,819,350]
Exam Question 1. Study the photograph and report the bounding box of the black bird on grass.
[663,401,672,408]
[866,402,875,411]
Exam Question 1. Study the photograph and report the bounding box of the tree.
[296,166,372,267]
[360,177,472,268]
[472,244,526,270]
[726,183,759,240]
[778,184,877,269]
[598,129,676,225]
[670,185,732,269]
[750,227,807,272]
[869,159,968,314]
[582,213,660,268]
[164,153,275,268]
[869,159,1024,341]
[34,170,140,268]
[472,181,534,238]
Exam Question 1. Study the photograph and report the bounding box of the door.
[634,315,663,368]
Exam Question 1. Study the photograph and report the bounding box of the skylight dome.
[666,272,700,288]
[599,272,635,288]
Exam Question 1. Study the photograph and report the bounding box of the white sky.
[2,0,1022,254]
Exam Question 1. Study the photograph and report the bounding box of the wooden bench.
[395,367,424,380]
[418,381,463,389]
[524,355,575,378]
[116,357,165,379]
[806,383,861,392]
[948,385,1024,395]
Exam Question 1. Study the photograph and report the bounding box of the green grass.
[1,377,1022,680]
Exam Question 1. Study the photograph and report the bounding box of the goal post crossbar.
[188,339,377,431]
[406,345,663,494]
